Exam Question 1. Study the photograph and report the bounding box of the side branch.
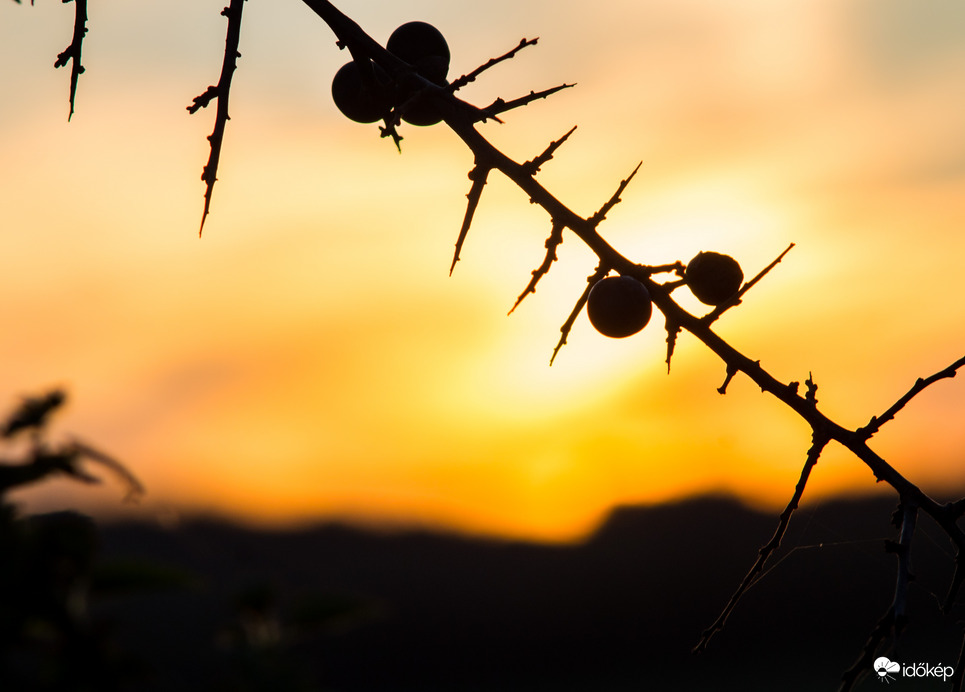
[694,433,829,653]
[449,37,539,92]
[53,0,88,121]
[703,242,795,324]
[479,84,575,121]
[450,165,491,275]
[509,220,564,314]
[550,265,608,365]
[190,0,246,237]
[524,126,577,175]
[588,162,642,227]
[858,353,965,440]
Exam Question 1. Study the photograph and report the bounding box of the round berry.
[587,275,653,339]
[331,60,390,124]
[685,251,744,306]
[387,21,450,83]
[387,21,450,127]
[396,75,448,127]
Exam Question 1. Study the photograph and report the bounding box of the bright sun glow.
[2,0,965,543]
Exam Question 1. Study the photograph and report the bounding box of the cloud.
[853,0,965,81]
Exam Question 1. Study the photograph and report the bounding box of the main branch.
[296,0,965,677]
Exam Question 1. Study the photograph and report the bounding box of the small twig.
[509,220,564,314]
[703,243,795,324]
[694,432,829,653]
[478,83,575,122]
[665,317,682,373]
[646,262,686,278]
[449,37,539,92]
[523,126,577,176]
[804,372,818,406]
[186,85,218,114]
[450,164,491,275]
[550,265,608,366]
[588,162,642,227]
[190,0,247,237]
[53,0,88,121]
[379,118,404,151]
[859,353,965,440]
[717,363,738,394]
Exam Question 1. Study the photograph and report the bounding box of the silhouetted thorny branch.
[858,353,965,440]
[477,84,576,122]
[188,0,247,237]
[295,1,965,680]
[52,0,87,121]
[448,37,539,93]
[20,0,965,682]
[588,162,642,227]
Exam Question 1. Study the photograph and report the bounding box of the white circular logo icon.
[874,657,900,682]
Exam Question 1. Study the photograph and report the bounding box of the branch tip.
[449,37,540,93]
[524,126,577,175]
[54,0,88,121]
[450,166,490,275]
[550,266,607,365]
[589,161,642,226]
[195,0,246,236]
[509,221,564,314]
[477,83,575,122]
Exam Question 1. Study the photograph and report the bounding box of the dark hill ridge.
[91,494,962,691]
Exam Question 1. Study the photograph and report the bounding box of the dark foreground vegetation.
[4,494,955,691]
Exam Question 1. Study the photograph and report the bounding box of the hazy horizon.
[2,0,964,542]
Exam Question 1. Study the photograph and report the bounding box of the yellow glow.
[2,0,965,543]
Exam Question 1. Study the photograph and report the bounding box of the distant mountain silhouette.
[91,494,962,691]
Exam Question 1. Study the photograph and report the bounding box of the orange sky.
[2,0,965,542]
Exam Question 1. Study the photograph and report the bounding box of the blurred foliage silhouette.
[0,391,363,690]
[1,389,148,689]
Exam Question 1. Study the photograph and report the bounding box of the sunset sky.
[2,0,964,542]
